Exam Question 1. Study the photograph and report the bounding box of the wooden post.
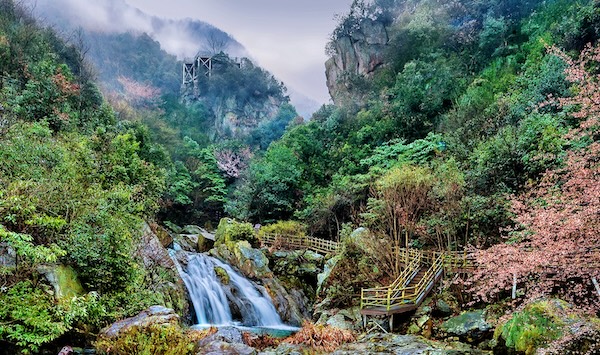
[592,277,600,298]
[512,273,517,299]
[389,314,394,332]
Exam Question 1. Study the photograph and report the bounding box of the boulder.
[196,327,257,355]
[198,233,216,253]
[330,332,485,354]
[211,241,271,280]
[261,278,307,326]
[175,233,199,252]
[316,253,342,295]
[434,299,453,317]
[441,310,492,343]
[100,306,179,338]
[37,264,84,301]
[135,223,188,316]
[183,225,203,235]
[0,242,16,269]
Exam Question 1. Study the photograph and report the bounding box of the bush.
[214,218,258,247]
[258,220,307,237]
[496,300,566,354]
[95,324,214,355]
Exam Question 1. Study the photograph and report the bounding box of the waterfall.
[172,251,285,327]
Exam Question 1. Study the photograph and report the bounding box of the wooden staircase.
[360,249,468,330]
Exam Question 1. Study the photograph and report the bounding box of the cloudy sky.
[124,0,354,104]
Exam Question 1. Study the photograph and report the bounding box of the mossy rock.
[214,218,258,248]
[441,310,492,342]
[214,266,230,285]
[495,299,569,355]
[37,264,84,301]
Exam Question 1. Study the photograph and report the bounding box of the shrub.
[496,300,565,354]
[214,218,258,247]
[258,220,307,237]
[95,324,214,355]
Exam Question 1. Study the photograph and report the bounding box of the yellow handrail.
[259,233,340,254]
[361,249,467,312]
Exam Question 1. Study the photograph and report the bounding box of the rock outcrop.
[100,306,180,338]
[136,223,189,317]
[325,18,389,104]
[440,310,492,343]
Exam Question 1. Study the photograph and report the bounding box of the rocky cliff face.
[325,18,389,105]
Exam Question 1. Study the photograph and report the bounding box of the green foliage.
[226,143,303,222]
[214,218,258,247]
[0,225,65,266]
[0,281,67,354]
[497,300,566,354]
[259,220,307,237]
[0,280,104,354]
[95,324,213,355]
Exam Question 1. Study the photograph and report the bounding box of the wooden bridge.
[360,248,471,330]
[258,233,339,254]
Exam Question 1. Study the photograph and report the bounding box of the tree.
[470,43,600,312]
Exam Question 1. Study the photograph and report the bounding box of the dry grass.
[284,321,356,352]
[241,331,281,350]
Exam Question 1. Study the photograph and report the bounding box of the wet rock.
[211,241,271,280]
[198,233,216,253]
[316,253,342,295]
[136,223,188,315]
[262,278,306,326]
[435,299,453,317]
[331,332,485,354]
[441,310,492,343]
[175,233,199,252]
[197,327,256,355]
[100,306,179,338]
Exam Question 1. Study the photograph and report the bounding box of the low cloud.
[27,0,246,59]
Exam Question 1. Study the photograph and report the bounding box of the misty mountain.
[28,0,246,59]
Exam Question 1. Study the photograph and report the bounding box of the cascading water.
[171,251,286,328]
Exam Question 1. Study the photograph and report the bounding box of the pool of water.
[191,323,300,338]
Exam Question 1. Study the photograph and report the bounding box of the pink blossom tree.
[470,44,600,312]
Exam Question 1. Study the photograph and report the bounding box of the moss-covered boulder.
[441,310,492,343]
[215,218,259,248]
[37,264,84,301]
[493,299,600,355]
[270,250,324,298]
[211,240,271,279]
[214,266,230,285]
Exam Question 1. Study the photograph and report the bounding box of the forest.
[0,0,599,353]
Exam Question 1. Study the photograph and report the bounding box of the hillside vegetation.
[0,0,599,353]
[228,0,600,311]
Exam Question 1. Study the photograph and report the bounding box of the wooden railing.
[361,249,468,312]
[259,233,339,254]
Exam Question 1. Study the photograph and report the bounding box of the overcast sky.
[124,0,353,104]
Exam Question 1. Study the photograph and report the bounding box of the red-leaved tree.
[469,44,600,312]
